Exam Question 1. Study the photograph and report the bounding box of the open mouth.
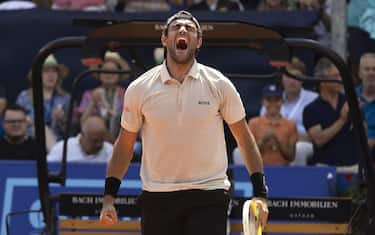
[176,38,188,50]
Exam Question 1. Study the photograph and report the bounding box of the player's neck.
[166,59,194,83]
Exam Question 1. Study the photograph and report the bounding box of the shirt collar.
[356,85,367,102]
[356,85,362,96]
[283,88,303,103]
[356,85,375,104]
[160,59,200,83]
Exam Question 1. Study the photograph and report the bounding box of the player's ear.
[196,36,202,49]
[161,34,167,47]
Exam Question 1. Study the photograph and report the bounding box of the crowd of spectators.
[76,51,129,142]
[0,0,373,175]
[233,56,365,170]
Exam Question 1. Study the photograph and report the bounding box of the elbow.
[309,134,326,147]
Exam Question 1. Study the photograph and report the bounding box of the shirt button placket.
[177,81,184,125]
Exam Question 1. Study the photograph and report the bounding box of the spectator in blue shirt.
[356,53,375,149]
[347,0,368,28]
[359,0,375,40]
[16,54,70,143]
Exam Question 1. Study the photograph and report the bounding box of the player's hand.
[99,197,118,226]
[251,197,269,230]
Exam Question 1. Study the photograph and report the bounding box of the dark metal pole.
[56,68,132,186]
[47,69,95,186]
[285,38,375,232]
[31,36,86,234]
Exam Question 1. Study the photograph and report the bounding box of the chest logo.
[198,101,210,105]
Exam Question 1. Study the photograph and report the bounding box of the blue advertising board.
[0,161,142,235]
[0,161,337,234]
[230,165,337,197]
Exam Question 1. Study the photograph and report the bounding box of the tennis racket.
[242,199,262,235]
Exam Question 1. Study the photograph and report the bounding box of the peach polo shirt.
[121,60,245,192]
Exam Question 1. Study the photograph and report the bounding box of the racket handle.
[250,200,262,235]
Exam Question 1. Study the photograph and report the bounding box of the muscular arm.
[103,128,138,203]
[229,118,264,174]
[307,118,346,147]
[229,118,269,226]
[305,101,349,147]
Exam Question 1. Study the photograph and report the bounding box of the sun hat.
[27,54,69,81]
[98,51,130,80]
[43,54,69,79]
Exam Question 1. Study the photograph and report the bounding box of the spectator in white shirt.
[0,1,36,10]
[48,115,113,162]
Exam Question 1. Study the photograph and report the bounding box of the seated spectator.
[16,54,70,142]
[297,0,332,46]
[260,58,318,165]
[0,0,36,10]
[256,0,292,11]
[0,104,37,160]
[0,83,7,137]
[32,0,52,8]
[235,84,297,166]
[52,0,118,11]
[356,53,375,149]
[347,0,368,28]
[78,51,129,141]
[189,0,243,11]
[359,0,375,40]
[47,116,113,162]
[122,0,170,12]
[303,58,359,167]
[240,0,261,10]
[0,83,6,115]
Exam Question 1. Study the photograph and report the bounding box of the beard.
[169,47,195,64]
[6,133,26,144]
